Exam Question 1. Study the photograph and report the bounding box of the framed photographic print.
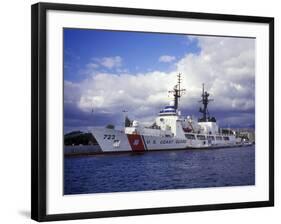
[31,2,274,222]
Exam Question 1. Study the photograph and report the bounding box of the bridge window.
[185,134,195,140]
[216,136,222,140]
[197,135,206,140]
[207,136,215,140]
[223,136,230,141]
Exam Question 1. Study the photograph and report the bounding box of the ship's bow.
[91,128,131,152]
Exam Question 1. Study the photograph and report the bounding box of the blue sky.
[64,29,200,82]
[64,28,255,133]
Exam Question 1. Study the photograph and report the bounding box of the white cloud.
[94,56,122,69]
[65,36,255,126]
[76,71,174,112]
[159,55,176,63]
[178,36,255,112]
[64,81,81,104]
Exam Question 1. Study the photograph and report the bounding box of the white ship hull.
[92,128,188,152]
[92,128,240,153]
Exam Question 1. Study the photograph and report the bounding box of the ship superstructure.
[92,74,241,152]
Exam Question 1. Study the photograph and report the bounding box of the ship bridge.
[158,73,185,117]
[158,105,177,116]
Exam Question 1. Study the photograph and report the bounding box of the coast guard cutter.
[92,74,240,152]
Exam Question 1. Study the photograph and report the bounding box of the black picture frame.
[31,2,274,222]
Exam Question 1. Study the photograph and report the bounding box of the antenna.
[198,83,214,122]
[122,110,128,128]
[91,106,95,126]
[168,73,186,110]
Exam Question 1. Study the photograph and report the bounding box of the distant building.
[236,129,255,143]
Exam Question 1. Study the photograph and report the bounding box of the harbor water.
[64,145,255,195]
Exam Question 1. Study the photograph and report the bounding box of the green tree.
[106,124,115,129]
